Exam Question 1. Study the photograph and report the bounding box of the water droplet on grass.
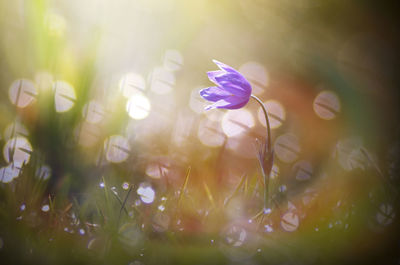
[111,186,118,195]
[41,205,50,212]
[122,182,129,190]
[264,224,273,233]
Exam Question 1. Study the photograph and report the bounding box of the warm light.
[0,164,20,183]
[137,183,155,204]
[257,100,285,129]
[35,71,54,91]
[3,122,29,141]
[3,136,32,167]
[292,160,313,181]
[313,90,341,120]
[221,109,254,137]
[189,87,208,114]
[163,49,183,71]
[119,73,146,98]
[104,135,130,163]
[149,67,175,95]
[53,81,76,113]
[145,162,169,179]
[45,12,66,37]
[281,212,299,232]
[76,121,100,147]
[197,118,226,147]
[82,100,105,124]
[126,93,151,120]
[8,79,38,108]
[239,62,269,95]
[274,133,301,163]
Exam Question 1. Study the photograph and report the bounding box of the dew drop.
[41,205,50,212]
[122,182,129,190]
[264,224,273,233]
[111,186,118,196]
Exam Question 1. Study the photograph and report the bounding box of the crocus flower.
[200,60,252,110]
[200,59,275,216]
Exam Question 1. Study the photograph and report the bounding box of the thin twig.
[224,174,247,207]
[203,182,215,208]
[118,185,133,224]
[178,166,191,207]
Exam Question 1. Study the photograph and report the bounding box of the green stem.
[251,94,272,212]
[251,95,272,153]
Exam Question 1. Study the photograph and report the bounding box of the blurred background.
[0,0,399,264]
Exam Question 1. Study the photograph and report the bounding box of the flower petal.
[215,73,251,96]
[205,95,250,110]
[207,70,225,85]
[212,60,238,73]
[199,86,231,102]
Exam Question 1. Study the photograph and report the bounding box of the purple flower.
[200,60,252,110]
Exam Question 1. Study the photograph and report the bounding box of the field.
[0,1,399,264]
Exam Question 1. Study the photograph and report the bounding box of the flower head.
[200,60,252,110]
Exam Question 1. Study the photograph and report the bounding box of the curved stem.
[251,95,272,154]
[251,94,272,212]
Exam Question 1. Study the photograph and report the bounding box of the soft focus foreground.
[0,0,399,264]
